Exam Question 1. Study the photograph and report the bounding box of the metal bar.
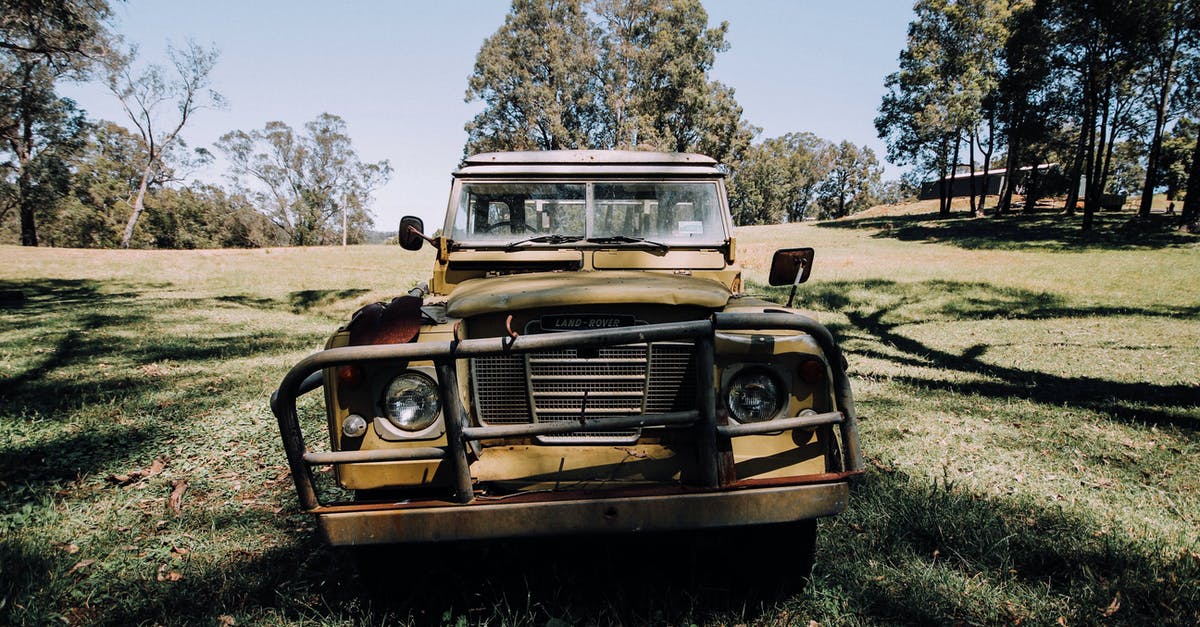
[436,359,475,503]
[296,371,324,397]
[303,447,447,465]
[717,412,843,438]
[462,410,698,440]
[694,334,719,488]
[276,319,714,399]
[713,312,863,473]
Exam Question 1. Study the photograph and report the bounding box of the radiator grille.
[470,341,696,442]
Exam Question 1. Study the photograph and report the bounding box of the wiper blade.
[504,234,584,250]
[586,235,669,250]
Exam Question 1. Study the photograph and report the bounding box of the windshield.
[450,181,726,246]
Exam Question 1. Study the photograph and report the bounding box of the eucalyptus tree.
[0,0,111,245]
[217,113,392,247]
[103,39,222,248]
[1136,0,1199,218]
[465,0,751,164]
[464,0,601,154]
[726,132,831,225]
[815,141,883,219]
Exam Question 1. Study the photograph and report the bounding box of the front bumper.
[316,482,849,545]
[270,312,863,543]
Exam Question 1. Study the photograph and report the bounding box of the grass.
[1,208,1198,625]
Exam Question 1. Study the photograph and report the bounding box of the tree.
[217,113,392,247]
[816,141,883,218]
[0,0,110,245]
[1135,0,1198,218]
[726,132,830,225]
[593,0,751,162]
[464,0,600,154]
[49,120,142,247]
[104,39,222,248]
[0,0,111,62]
[465,0,752,163]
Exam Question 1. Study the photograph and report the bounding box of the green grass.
[1,213,1198,625]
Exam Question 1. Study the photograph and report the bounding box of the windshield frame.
[444,177,733,249]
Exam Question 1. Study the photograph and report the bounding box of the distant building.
[919,164,1062,200]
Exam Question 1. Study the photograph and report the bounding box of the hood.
[444,271,731,318]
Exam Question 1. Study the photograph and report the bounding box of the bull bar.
[270,312,863,534]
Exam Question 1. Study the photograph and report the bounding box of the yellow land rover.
[270,150,861,564]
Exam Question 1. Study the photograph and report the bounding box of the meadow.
[1,203,1197,625]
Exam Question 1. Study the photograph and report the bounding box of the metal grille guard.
[270,312,863,511]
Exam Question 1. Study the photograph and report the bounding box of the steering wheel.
[481,221,537,233]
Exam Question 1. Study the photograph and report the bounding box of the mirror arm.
[406,225,438,246]
[786,263,805,308]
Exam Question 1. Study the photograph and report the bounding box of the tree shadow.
[812,469,1200,625]
[0,279,323,420]
[816,210,1199,251]
[287,289,371,313]
[16,467,1196,626]
[778,279,1198,430]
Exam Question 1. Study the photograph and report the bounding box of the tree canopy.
[217,113,393,247]
[464,0,752,164]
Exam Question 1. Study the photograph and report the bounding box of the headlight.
[382,372,441,432]
[726,369,782,422]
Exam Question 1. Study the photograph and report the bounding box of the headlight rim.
[724,365,786,424]
[381,370,443,434]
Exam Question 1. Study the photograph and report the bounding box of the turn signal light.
[338,364,364,387]
[798,360,825,384]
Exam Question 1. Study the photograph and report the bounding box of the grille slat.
[470,340,696,442]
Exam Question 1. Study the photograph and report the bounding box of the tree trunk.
[967,131,978,216]
[121,167,153,249]
[1181,135,1200,228]
[998,136,1018,216]
[979,115,995,215]
[18,171,38,247]
[944,133,961,218]
[938,136,951,216]
[1139,15,1182,218]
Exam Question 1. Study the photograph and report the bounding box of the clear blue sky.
[60,1,915,231]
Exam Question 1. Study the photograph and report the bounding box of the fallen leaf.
[1103,591,1121,617]
[169,480,188,515]
[171,546,190,557]
[147,458,165,477]
[67,559,95,575]
[156,563,184,582]
[219,616,236,626]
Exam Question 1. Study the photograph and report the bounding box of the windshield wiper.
[585,235,669,251]
[504,234,585,250]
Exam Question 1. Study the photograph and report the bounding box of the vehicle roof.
[455,150,723,178]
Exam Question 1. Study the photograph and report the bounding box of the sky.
[59,1,915,232]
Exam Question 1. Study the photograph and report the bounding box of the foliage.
[465,0,752,164]
[816,141,883,218]
[103,39,223,248]
[727,134,882,225]
[0,0,111,246]
[217,113,393,247]
[727,132,830,225]
[1157,117,1197,201]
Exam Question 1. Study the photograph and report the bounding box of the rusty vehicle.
[270,150,861,565]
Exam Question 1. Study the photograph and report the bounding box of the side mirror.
[768,247,815,308]
[398,216,425,251]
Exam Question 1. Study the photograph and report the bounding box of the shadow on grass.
[288,289,370,313]
[770,279,1199,430]
[816,210,1199,251]
[0,279,320,420]
[9,468,1195,626]
[811,469,1200,625]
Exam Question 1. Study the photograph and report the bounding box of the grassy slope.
[1,207,1197,625]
